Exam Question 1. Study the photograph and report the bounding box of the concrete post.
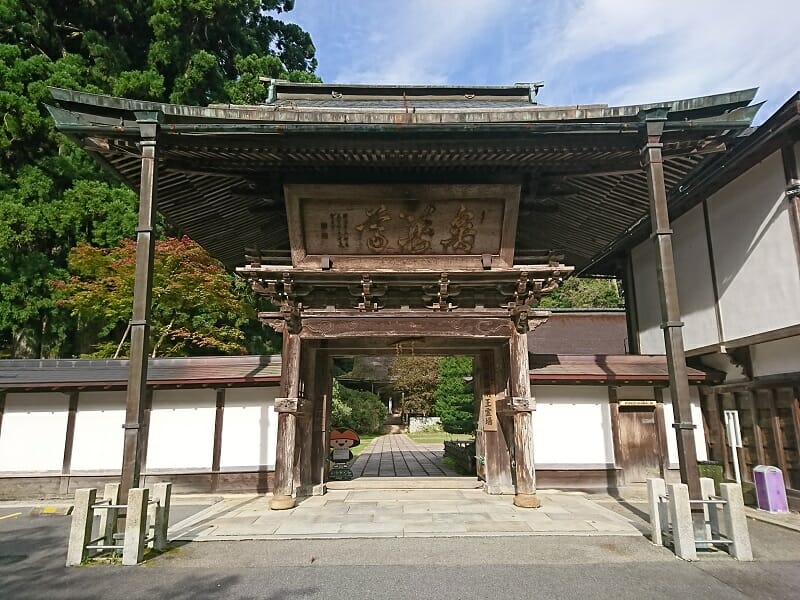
[97,482,120,546]
[699,477,719,548]
[667,482,697,561]
[647,477,667,545]
[66,488,97,566]
[152,482,172,551]
[122,487,149,566]
[721,483,753,561]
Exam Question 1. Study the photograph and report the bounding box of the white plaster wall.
[146,389,216,470]
[220,387,278,469]
[709,151,800,341]
[70,391,126,472]
[0,393,68,472]
[670,204,720,350]
[662,386,708,466]
[632,204,720,354]
[751,335,800,378]
[531,385,615,467]
[631,240,665,354]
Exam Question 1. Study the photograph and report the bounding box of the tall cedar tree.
[388,356,440,418]
[434,357,475,434]
[0,0,318,357]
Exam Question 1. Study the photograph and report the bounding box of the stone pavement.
[351,433,458,478]
[168,488,640,541]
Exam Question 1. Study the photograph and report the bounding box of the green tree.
[52,236,268,357]
[0,1,319,357]
[389,356,440,417]
[331,380,387,435]
[434,357,475,434]
[538,278,622,309]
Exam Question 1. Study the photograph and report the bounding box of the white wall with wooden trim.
[70,391,125,472]
[708,150,800,341]
[219,387,278,469]
[146,389,216,470]
[0,393,68,472]
[662,386,708,466]
[751,335,800,378]
[631,240,663,354]
[531,385,615,467]
[632,204,719,354]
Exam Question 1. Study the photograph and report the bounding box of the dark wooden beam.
[211,388,226,492]
[271,331,301,510]
[607,387,624,482]
[120,111,161,502]
[641,111,701,500]
[60,392,79,494]
[653,387,670,479]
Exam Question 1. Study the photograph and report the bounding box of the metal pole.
[640,108,701,501]
[120,111,161,501]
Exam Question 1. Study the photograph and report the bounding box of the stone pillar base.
[513,493,541,508]
[269,495,295,510]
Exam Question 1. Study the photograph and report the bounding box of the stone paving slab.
[168,488,641,541]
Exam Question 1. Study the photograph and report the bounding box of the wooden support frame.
[607,387,624,482]
[271,331,301,510]
[653,387,670,479]
[641,111,701,501]
[120,111,161,502]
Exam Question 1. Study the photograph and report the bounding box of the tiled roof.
[529,354,716,384]
[529,310,627,355]
[0,355,281,391]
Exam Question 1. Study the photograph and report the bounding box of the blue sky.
[287,0,798,121]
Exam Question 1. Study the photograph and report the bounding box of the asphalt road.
[1,502,799,600]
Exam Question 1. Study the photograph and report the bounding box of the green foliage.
[0,0,318,357]
[52,236,271,357]
[330,380,387,435]
[389,356,440,417]
[538,277,623,309]
[434,357,475,434]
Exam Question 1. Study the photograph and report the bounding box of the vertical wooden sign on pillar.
[271,330,301,510]
[509,327,540,508]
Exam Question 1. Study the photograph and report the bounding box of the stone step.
[327,477,483,490]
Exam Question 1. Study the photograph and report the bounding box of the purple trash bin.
[753,465,789,513]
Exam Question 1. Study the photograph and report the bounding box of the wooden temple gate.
[238,183,569,509]
[45,82,761,510]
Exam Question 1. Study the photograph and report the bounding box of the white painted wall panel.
[631,240,665,354]
[670,205,719,350]
[709,151,800,341]
[531,385,614,466]
[146,389,216,470]
[70,391,126,472]
[751,335,800,378]
[662,387,708,466]
[220,387,278,469]
[0,393,68,472]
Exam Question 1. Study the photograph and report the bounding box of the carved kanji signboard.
[285,184,520,270]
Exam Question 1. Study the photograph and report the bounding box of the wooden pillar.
[608,387,623,485]
[139,389,153,482]
[0,391,5,446]
[211,388,225,492]
[509,327,539,508]
[120,111,161,501]
[622,255,640,354]
[767,388,788,481]
[271,330,301,510]
[481,349,514,494]
[641,109,701,501]
[312,352,332,494]
[653,387,670,479]
[296,344,316,496]
[60,392,79,495]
